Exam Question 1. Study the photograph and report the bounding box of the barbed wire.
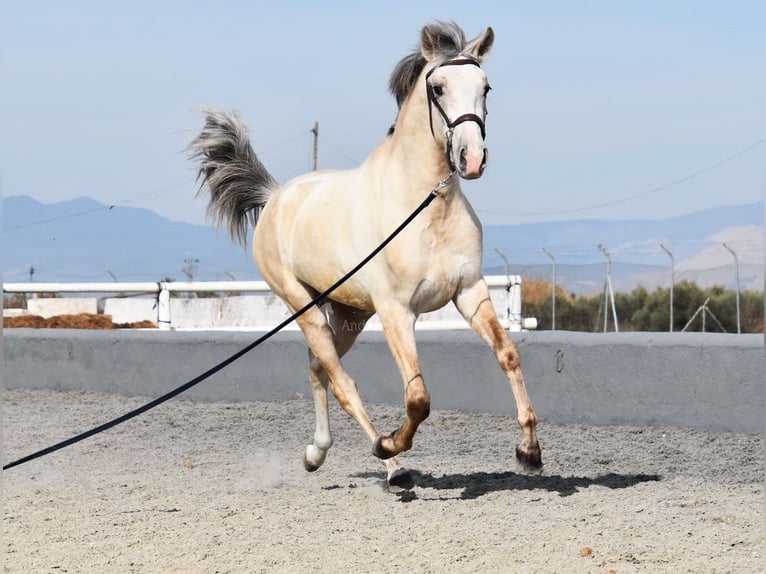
[483,237,764,269]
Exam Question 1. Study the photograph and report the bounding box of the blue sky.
[3,1,765,227]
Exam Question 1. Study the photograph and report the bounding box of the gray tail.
[188,107,278,247]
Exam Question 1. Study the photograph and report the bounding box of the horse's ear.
[466,27,494,62]
[420,25,441,61]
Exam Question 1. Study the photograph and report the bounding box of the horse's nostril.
[459,147,468,170]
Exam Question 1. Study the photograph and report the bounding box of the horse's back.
[253,168,379,308]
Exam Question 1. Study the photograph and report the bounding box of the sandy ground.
[3,388,763,573]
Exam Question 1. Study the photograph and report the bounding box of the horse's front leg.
[372,306,431,460]
[454,279,543,470]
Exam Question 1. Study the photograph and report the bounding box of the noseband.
[425,58,487,169]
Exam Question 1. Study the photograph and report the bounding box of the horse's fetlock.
[314,434,333,450]
[372,434,396,460]
[406,392,431,421]
[518,408,537,429]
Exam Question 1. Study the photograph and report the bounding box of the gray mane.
[388,21,468,108]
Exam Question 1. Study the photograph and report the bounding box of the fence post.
[542,247,557,330]
[660,244,674,332]
[157,284,171,330]
[722,243,741,334]
[507,275,523,332]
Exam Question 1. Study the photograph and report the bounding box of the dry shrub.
[522,277,573,305]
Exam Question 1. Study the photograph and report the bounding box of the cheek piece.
[425,58,487,172]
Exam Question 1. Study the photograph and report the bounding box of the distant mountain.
[3,195,763,294]
[483,202,763,293]
[483,203,764,266]
[3,195,260,283]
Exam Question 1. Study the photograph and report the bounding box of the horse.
[189,21,542,490]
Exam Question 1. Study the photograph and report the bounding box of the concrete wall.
[4,329,763,432]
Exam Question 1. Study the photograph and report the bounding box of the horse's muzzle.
[457,144,488,179]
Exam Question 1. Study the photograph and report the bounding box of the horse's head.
[421,25,494,180]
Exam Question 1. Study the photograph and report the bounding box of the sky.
[3,1,765,229]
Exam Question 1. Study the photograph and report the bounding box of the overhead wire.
[4,129,313,232]
[477,137,765,219]
[6,131,762,272]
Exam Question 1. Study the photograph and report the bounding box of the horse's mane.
[388,21,468,109]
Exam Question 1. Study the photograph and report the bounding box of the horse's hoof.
[515,443,543,474]
[303,445,326,472]
[372,435,395,460]
[387,468,414,492]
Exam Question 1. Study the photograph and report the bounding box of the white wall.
[97,280,519,330]
[27,298,98,318]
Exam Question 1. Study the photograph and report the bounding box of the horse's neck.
[385,92,457,202]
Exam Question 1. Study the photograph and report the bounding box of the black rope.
[3,177,452,471]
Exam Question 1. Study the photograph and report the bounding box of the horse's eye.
[431,85,444,97]
[484,84,492,96]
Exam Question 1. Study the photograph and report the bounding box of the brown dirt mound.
[3,313,156,329]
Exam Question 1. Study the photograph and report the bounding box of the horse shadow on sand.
[343,469,661,502]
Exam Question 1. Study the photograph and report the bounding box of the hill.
[482,203,763,293]
[3,195,763,293]
[3,196,259,283]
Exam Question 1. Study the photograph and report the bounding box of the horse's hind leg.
[303,302,370,471]
[454,280,542,471]
[303,355,333,472]
[284,291,411,488]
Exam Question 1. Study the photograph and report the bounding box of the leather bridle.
[425,57,487,170]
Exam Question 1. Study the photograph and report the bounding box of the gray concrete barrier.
[4,329,764,432]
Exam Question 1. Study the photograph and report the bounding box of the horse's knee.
[499,343,521,372]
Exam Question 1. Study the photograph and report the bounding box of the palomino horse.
[190,21,542,490]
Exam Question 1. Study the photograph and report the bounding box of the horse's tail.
[188,107,278,247]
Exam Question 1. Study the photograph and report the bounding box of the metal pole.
[28,266,36,300]
[597,244,619,332]
[722,243,741,334]
[494,248,511,322]
[606,272,619,333]
[660,244,674,332]
[683,297,710,332]
[542,247,556,330]
[494,248,510,280]
[157,283,171,330]
[311,121,319,171]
